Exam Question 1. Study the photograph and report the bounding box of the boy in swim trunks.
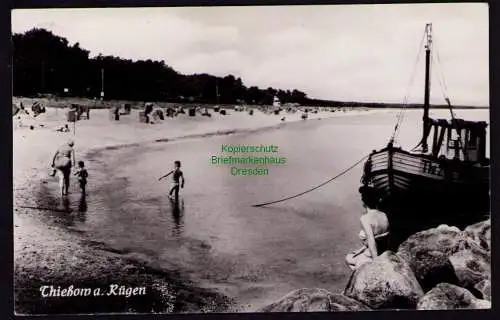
[158,160,185,201]
[74,160,89,194]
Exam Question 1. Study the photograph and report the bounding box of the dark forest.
[12,28,484,109]
[12,28,318,105]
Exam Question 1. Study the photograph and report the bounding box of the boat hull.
[362,147,490,220]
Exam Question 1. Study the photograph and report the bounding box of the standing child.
[158,160,185,201]
[74,161,89,194]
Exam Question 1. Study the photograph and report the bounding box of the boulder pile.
[258,219,491,312]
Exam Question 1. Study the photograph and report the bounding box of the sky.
[11,4,489,106]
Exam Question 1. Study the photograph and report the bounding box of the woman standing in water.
[50,139,76,196]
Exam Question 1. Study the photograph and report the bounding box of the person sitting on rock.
[345,195,390,270]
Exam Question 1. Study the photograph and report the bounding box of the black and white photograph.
[12,3,491,315]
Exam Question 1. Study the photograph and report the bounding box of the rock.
[437,224,461,233]
[345,246,373,271]
[448,249,490,293]
[396,225,483,291]
[464,219,490,251]
[474,279,491,301]
[258,288,371,312]
[398,225,470,261]
[417,283,491,310]
[343,251,424,309]
[401,250,459,292]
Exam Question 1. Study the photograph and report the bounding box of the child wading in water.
[158,160,185,201]
[74,161,89,194]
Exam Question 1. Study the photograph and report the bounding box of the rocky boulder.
[464,219,490,251]
[396,225,484,291]
[417,283,491,310]
[449,248,490,295]
[343,251,424,309]
[398,225,469,260]
[258,288,371,312]
[474,279,491,301]
[401,249,459,292]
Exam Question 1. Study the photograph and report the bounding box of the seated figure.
[345,195,390,270]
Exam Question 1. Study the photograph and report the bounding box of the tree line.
[14,28,478,109]
[13,28,325,105]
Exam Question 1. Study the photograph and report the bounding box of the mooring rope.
[251,153,370,207]
[433,38,456,120]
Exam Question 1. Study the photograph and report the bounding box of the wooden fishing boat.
[360,24,490,218]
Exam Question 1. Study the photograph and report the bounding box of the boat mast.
[422,23,432,153]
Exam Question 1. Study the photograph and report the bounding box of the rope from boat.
[251,154,370,207]
[433,38,464,149]
[433,38,456,120]
[410,31,463,153]
[391,27,427,145]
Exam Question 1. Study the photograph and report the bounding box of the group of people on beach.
[50,139,87,196]
[50,139,185,203]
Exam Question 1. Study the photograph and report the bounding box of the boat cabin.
[422,117,488,163]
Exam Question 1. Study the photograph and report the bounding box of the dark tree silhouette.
[11,28,336,106]
[13,28,480,109]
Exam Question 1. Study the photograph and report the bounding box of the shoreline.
[13,96,489,110]
[14,107,387,166]
[14,107,489,314]
[89,116,330,155]
[15,108,382,314]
